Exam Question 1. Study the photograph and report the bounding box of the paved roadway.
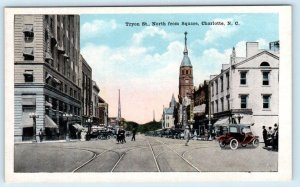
[14,135,278,172]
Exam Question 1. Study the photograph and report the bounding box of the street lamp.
[63,113,73,141]
[86,117,93,141]
[233,114,244,124]
[29,112,39,142]
[205,114,214,141]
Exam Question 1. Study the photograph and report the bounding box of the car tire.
[107,135,111,139]
[219,141,226,148]
[230,139,239,150]
[252,139,259,147]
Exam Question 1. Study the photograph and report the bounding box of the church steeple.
[183,31,188,55]
[179,32,194,101]
[180,32,192,67]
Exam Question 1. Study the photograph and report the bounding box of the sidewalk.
[14,139,83,144]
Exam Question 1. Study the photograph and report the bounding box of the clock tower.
[179,32,194,103]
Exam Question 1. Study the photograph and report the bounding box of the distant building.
[80,55,92,126]
[91,80,100,125]
[14,15,81,141]
[98,96,108,127]
[209,41,279,139]
[162,94,177,129]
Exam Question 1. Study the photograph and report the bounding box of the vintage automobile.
[217,124,259,150]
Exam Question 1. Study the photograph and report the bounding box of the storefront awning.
[214,117,230,126]
[53,77,61,84]
[73,123,84,130]
[45,115,58,128]
[22,112,33,128]
[57,45,65,53]
[193,104,206,114]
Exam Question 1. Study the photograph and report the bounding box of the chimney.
[246,42,259,58]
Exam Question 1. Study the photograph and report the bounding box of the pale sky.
[80,13,278,124]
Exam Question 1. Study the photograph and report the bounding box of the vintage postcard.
[4,6,292,183]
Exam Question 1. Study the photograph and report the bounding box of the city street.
[14,135,278,172]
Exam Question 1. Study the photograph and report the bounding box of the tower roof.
[180,32,192,67]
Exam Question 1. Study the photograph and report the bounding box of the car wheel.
[252,139,259,147]
[219,141,226,148]
[97,135,101,140]
[107,135,111,139]
[230,139,239,150]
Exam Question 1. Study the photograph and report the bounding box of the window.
[182,70,184,75]
[23,47,34,60]
[211,83,214,96]
[220,76,223,92]
[215,80,218,94]
[260,62,270,67]
[226,95,230,110]
[64,84,68,93]
[240,95,248,109]
[240,71,247,85]
[70,88,73,97]
[24,70,33,82]
[211,102,214,114]
[221,98,224,112]
[226,72,230,89]
[23,24,34,42]
[185,79,189,84]
[262,71,270,85]
[263,95,271,109]
[215,100,218,112]
[186,70,188,75]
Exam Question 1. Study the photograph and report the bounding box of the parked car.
[217,124,259,150]
[97,130,113,140]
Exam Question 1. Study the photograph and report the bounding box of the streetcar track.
[152,137,201,172]
[147,139,160,172]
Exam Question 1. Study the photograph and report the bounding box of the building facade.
[14,14,81,142]
[91,80,100,125]
[209,41,279,139]
[193,80,209,135]
[80,55,92,127]
[98,96,108,127]
[162,94,177,129]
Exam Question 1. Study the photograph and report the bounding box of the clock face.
[185,80,189,83]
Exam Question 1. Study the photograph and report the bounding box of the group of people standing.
[262,123,279,151]
[116,128,137,144]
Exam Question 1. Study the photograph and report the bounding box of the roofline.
[209,50,279,82]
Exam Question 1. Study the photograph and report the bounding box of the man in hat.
[272,123,278,151]
[262,126,268,148]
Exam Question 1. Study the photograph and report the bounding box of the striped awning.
[45,115,58,128]
[73,123,84,130]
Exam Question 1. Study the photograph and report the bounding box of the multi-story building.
[91,80,100,125]
[162,94,177,129]
[193,80,209,135]
[209,41,279,139]
[98,96,108,127]
[14,14,81,142]
[80,54,92,127]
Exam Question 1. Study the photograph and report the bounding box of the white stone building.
[209,41,279,140]
[162,94,177,129]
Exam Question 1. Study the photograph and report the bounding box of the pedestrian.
[120,128,126,143]
[272,123,279,151]
[184,126,191,146]
[131,128,136,141]
[117,129,121,143]
[262,126,268,148]
[38,128,44,142]
[267,127,273,139]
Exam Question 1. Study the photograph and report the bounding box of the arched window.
[260,62,270,67]
[182,70,184,75]
[186,70,188,74]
